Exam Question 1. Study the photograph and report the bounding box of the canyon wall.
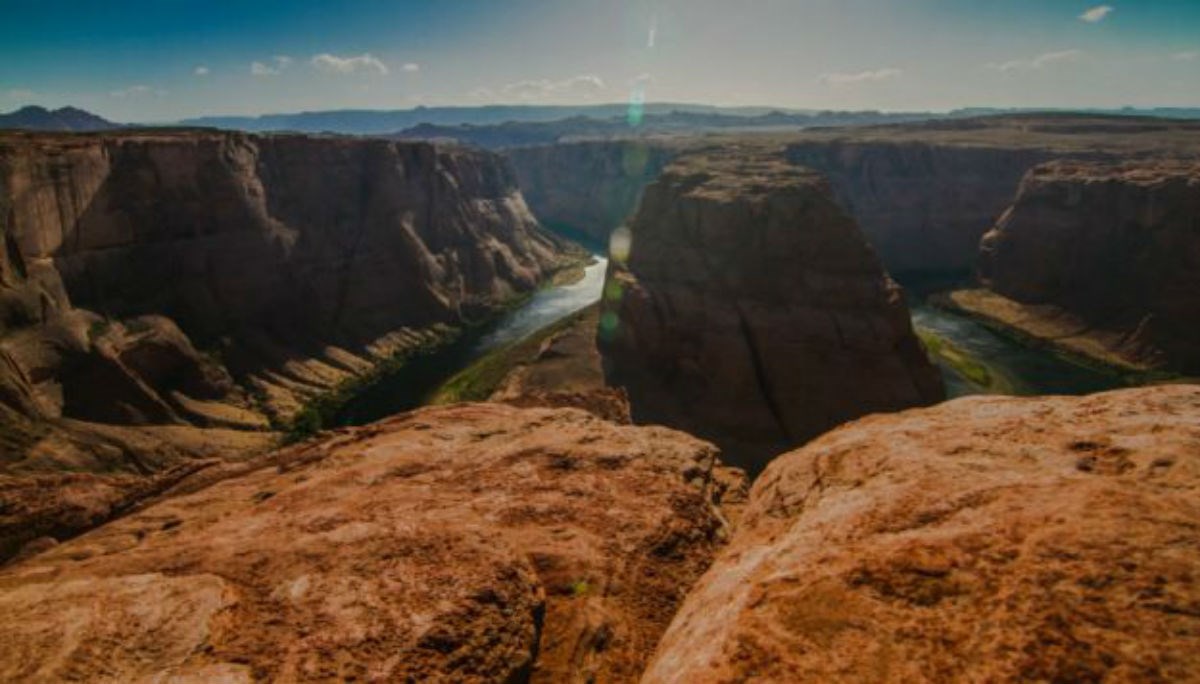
[644,385,1200,683]
[505,140,678,247]
[0,131,581,555]
[971,160,1200,373]
[784,140,1057,275]
[598,148,943,473]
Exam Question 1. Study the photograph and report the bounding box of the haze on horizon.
[3,0,1200,123]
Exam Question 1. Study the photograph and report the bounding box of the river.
[334,258,609,426]
[910,302,1128,398]
[335,258,1128,426]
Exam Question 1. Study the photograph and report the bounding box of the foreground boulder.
[643,385,1200,683]
[599,148,943,473]
[0,403,743,683]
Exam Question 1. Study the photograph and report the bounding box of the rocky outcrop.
[0,130,582,556]
[643,385,1200,683]
[970,160,1200,373]
[599,148,943,473]
[0,403,745,683]
[785,140,1055,274]
[506,141,678,246]
[0,131,580,418]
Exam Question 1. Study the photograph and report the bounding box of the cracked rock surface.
[642,385,1200,683]
[0,403,743,683]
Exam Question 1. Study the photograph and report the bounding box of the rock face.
[785,141,1054,274]
[598,148,943,473]
[506,141,678,246]
[975,160,1200,373]
[643,385,1200,683]
[0,130,581,558]
[0,403,744,683]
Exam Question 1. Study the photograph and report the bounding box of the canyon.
[508,114,1200,375]
[0,130,585,557]
[1,113,1199,682]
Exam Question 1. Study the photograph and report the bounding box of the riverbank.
[322,257,610,430]
[934,289,1190,387]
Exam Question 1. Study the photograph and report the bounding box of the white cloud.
[501,74,606,100]
[251,56,291,77]
[311,53,389,75]
[194,66,210,76]
[110,84,153,98]
[987,49,1084,72]
[819,68,903,85]
[402,62,420,73]
[648,14,657,48]
[1173,50,1200,61]
[1079,5,1114,23]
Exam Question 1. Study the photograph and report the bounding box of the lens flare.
[609,226,633,264]
[598,310,621,341]
[622,143,649,177]
[627,87,645,127]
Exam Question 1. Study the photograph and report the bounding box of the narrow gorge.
[0,130,585,557]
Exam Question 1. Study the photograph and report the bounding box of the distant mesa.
[0,105,120,132]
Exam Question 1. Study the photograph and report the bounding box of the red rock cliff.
[0,130,582,556]
[976,160,1200,373]
[598,147,943,473]
[506,141,678,246]
[785,140,1055,274]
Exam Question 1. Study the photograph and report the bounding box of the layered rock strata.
[0,403,744,683]
[506,141,678,246]
[0,130,581,556]
[967,160,1200,373]
[598,148,943,472]
[785,141,1055,274]
[643,385,1200,683]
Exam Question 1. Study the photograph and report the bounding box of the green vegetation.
[281,326,461,444]
[428,307,591,405]
[569,579,590,597]
[87,318,113,341]
[280,259,594,444]
[917,328,1015,394]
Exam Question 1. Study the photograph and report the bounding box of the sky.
[2,0,1199,122]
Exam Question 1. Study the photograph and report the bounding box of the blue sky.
[2,0,1199,121]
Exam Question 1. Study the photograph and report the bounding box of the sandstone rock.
[0,131,585,556]
[489,305,633,424]
[507,141,678,246]
[976,160,1200,373]
[599,148,943,473]
[0,131,582,424]
[643,385,1200,683]
[0,403,744,683]
[784,141,1054,274]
